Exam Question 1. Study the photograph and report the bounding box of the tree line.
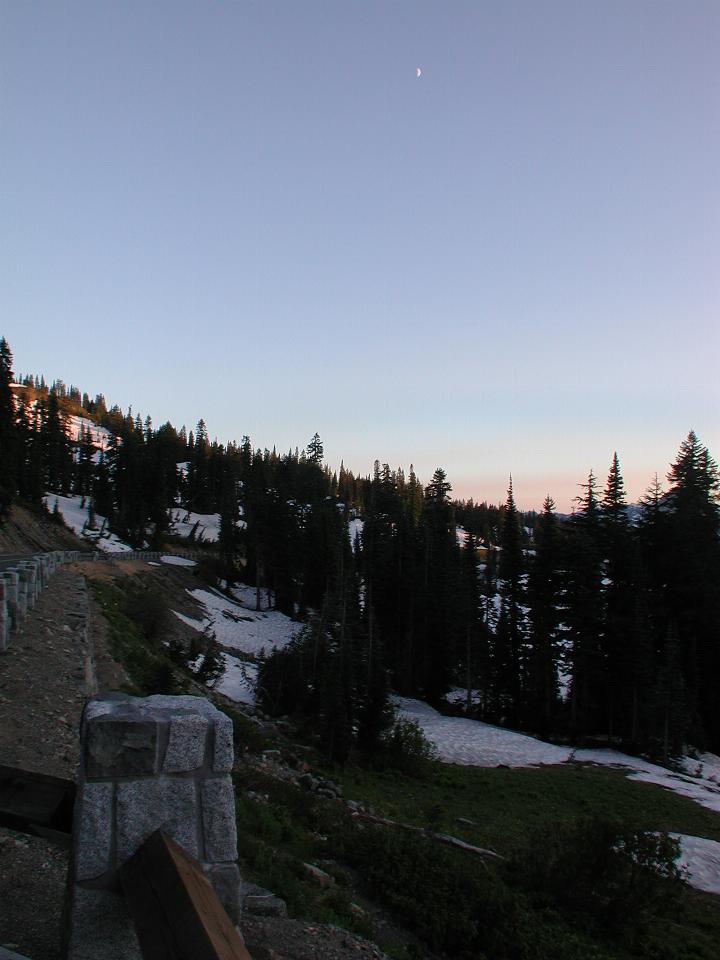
[1,336,718,760]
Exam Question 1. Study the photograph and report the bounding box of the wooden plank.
[120,830,253,960]
[0,764,75,837]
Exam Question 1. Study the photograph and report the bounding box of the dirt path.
[0,566,122,960]
[0,568,91,778]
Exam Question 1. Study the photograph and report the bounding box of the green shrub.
[375,718,437,777]
[89,578,178,695]
[513,818,685,941]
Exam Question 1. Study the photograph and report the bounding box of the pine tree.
[664,432,720,749]
[600,453,635,742]
[526,496,562,737]
[565,471,604,740]
[496,478,525,726]
[417,468,458,702]
[307,432,324,464]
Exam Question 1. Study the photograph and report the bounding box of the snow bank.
[393,698,572,767]
[42,493,132,553]
[173,586,300,657]
[394,698,720,815]
[68,415,113,450]
[573,748,720,815]
[214,656,257,705]
[168,508,246,543]
[160,554,197,567]
[169,509,222,543]
[673,834,720,895]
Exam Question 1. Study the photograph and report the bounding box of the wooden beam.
[0,764,75,841]
[119,830,252,960]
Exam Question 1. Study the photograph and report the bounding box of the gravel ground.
[241,917,390,960]
[0,567,95,959]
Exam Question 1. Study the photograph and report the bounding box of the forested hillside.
[1,336,718,760]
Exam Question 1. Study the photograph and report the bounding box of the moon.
[416,67,422,78]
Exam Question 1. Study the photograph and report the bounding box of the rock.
[163,714,208,773]
[74,782,114,880]
[204,863,243,923]
[302,863,335,888]
[212,711,235,773]
[201,778,238,862]
[65,886,141,960]
[241,883,288,919]
[85,714,159,778]
[316,787,337,799]
[116,778,199,862]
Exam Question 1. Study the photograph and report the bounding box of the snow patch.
[174,586,300,658]
[160,554,197,567]
[393,698,572,767]
[169,508,246,543]
[672,834,720,895]
[42,493,132,553]
[394,699,720,813]
[215,656,257,705]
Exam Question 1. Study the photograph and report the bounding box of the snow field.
[393,698,720,896]
[672,834,720,895]
[67,415,113,450]
[214,655,258,705]
[42,493,133,553]
[173,586,301,658]
[168,508,246,544]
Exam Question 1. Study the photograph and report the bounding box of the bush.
[120,582,169,641]
[514,818,685,941]
[376,718,437,777]
[335,823,600,960]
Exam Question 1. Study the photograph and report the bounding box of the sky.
[2,1,718,511]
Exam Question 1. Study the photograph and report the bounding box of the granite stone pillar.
[65,694,242,960]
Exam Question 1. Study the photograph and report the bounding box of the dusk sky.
[2,1,718,511]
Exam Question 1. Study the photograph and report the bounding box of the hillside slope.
[0,503,91,554]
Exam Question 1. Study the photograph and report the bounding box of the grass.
[88,576,185,695]
[232,754,720,960]
[337,761,720,854]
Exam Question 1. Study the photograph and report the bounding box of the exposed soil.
[0,504,91,555]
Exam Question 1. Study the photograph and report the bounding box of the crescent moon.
[416,67,422,78]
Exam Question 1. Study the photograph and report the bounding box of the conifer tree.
[600,453,636,741]
[526,496,562,737]
[417,468,458,702]
[307,432,324,464]
[496,478,525,725]
[664,432,720,749]
[565,471,604,740]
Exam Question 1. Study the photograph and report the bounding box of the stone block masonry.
[65,694,243,960]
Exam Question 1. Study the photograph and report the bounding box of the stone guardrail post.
[0,580,9,652]
[18,560,40,603]
[17,567,36,611]
[1,571,20,630]
[65,694,242,960]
